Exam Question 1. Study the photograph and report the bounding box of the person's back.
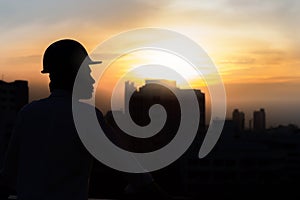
[0,39,101,200]
[12,90,93,200]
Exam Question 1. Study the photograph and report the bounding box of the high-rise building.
[232,109,245,133]
[125,79,205,194]
[124,81,136,114]
[0,80,28,113]
[253,108,266,132]
[0,80,28,168]
[0,80,29,125]
[128,80,205,129]
[124,80,205,152]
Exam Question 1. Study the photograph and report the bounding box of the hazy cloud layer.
[0,0,172,30]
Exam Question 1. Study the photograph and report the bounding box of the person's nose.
[90,74,95,84]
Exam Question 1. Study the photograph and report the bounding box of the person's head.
[42,39,101,99]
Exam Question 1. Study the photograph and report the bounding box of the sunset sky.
[0,0,299,127]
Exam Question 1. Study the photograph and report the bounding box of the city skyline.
[0,78,293,130]
[1,79,300,198]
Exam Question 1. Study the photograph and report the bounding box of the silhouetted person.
[0,39,102,200]
[0,39,171,200]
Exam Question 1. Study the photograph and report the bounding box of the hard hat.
[41,39,101,74]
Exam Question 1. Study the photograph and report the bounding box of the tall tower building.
[123,79,205,152]
[0,80,28,168]
[121,80,206,193]
[129,79,205,129]
[253,108,266,132]
[232,109,245,133]
[124,81,136,114]
[0,80,28,114]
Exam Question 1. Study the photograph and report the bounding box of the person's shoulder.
[75,102,102,113]
[19,97,50,113]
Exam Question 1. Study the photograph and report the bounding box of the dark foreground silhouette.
[0,39,170,200]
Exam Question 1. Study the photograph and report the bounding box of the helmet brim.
[89,60,102,65]
[41,59,102,74]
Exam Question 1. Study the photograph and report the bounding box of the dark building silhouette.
[253,108,266,132]
[104,91,300,199]
[232,109,245,134]
[125,80,205,152]
[0,80,28,112]
[124,81,137,114]
[0,80,28,179]
[128,79,205,130]
[125,80,205,195]
[103,80,206,197]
